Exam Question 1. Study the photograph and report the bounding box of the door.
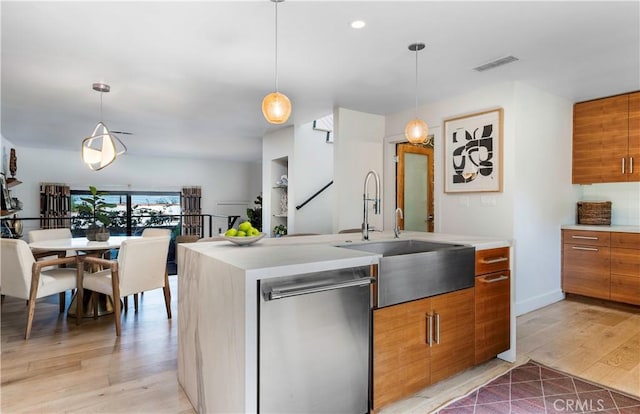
[397,143,434,232]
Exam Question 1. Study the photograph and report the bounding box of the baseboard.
[515,289,565,316]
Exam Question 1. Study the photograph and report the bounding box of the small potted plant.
[273,224,287,237]
[77,186,116,241]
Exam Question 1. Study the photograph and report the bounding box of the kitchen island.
[177,231,512,413]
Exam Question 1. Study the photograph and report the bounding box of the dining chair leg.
[59,292,66,313]
[26,270,42,340]
[123,296,128,311]
[163,271,171,319]
[76,261,83,326]
[111,270,122,336]
[92,292,98,319]
[134,293,139,312]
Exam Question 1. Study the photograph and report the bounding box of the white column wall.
[512,83,579,314]
[292,121,334,235]
[7,146,260,237]
[262,126,294,237]
[333,107,385,234]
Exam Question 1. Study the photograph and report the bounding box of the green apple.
[249,228,260,237]
[236,230,247,237]
[238,221,252,232]
[225,228,238,237]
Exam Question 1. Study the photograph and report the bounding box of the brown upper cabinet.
[573,91,640,184]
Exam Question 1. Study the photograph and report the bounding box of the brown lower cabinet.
[562,229,639,305]
[372,288,475,410]
[610,232,640,305]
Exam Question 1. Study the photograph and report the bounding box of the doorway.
[396,143,434,232]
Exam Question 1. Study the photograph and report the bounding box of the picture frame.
[443,108,503,193]
[0,173,11,210]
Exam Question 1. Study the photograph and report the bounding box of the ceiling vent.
[473,55,519,72]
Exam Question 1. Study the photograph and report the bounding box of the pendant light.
[82,83,127,171]
[405,43,429,144]
[262,0,291,124]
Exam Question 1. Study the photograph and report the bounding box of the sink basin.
[338,239,475,307]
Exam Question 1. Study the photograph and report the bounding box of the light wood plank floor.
[2,281,638,413]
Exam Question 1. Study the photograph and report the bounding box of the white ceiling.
[2,1,639,163]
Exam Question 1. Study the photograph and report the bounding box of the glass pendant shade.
[262,91,292,124]
[81,122,126,171]
[405,119,429,144]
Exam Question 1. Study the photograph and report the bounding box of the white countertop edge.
[245,255,380,280]
[561,224,640,233]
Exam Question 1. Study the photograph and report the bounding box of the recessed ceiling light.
[350,20,366,29]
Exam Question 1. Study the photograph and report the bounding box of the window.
[70,190,182,274]
[70,190,181,237]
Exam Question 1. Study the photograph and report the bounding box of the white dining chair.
[0,239,81,339]
[78,236,171,336]
[28,228,75,260]
[120,227,172,310]
[141,228,172,237]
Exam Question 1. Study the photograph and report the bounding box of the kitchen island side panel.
[178,245,247,413]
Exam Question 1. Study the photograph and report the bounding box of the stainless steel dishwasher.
[259,266,373,414]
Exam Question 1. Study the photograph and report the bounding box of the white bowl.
[221,232,266,246]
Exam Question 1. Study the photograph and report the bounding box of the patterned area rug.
[435,360,640,413]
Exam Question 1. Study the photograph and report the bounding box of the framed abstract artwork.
[443,108,503,193]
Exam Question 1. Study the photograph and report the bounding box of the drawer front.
[610,275,640,305]
[476,247,510,275]
[562,244,610,299]
[475,271,510,364]
[611,232,640,249]
[562,230,610,247]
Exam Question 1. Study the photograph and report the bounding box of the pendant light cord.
[100,91,104,122]
[414,47,419,119]
[274,0,279,93]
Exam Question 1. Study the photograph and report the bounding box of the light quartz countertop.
[183,230,510,279]
[561,224,640,233]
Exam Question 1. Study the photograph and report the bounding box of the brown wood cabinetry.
[610,232,640,305]
[573,91,640,184]
[474,247,510,365]
[562,230,611,300]
[562,229,639,305]
[372,288,474,410]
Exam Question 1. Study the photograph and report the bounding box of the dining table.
[28,236,141,317]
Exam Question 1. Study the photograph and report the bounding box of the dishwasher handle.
[266,277,375,301]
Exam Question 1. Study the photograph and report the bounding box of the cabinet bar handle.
[480,275,509,283]
[571,235,598,240]
[426,313,433,347]
[630,157,634,174]
[571,246,599,252]
[481,257,508,264]
[434,312,440,345]
[622,157,625,174]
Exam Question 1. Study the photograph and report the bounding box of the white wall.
[333,107,385,233]
[262,126,294,236]
[512,83,578,314]
[385,81,577,316]
[385,82,518,240]
[8,146,261,236]
[292,120,334,235]
[580,182,640,226]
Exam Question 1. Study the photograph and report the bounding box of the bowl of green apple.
[222,221,265,246]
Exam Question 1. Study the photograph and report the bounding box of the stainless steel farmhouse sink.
[338,239,475,307]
